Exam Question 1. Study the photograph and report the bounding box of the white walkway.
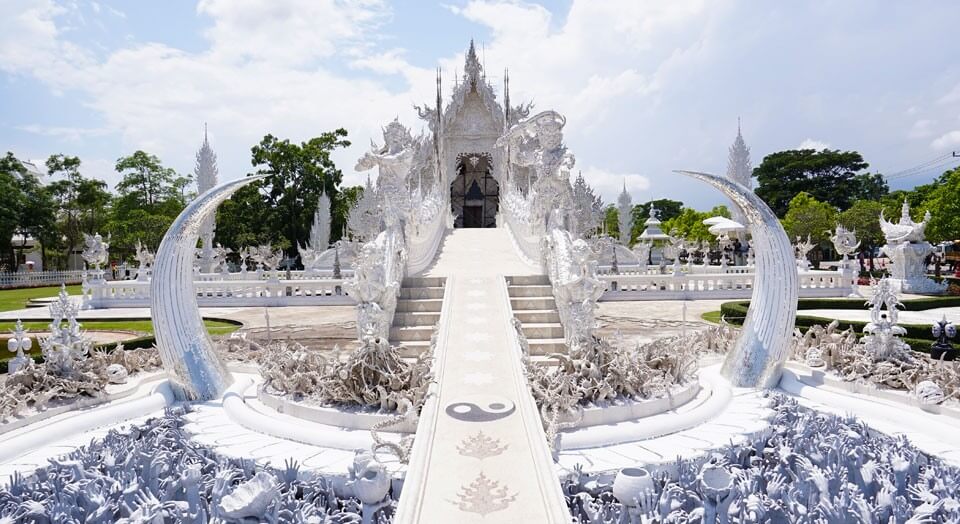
[396,229,569,523]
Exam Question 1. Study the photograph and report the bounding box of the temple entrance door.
[462,205,483,228]
[451,152,499,228]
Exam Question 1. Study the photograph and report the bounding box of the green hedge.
[719,299,943,353]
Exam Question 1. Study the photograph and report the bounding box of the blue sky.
[2,0,960,209]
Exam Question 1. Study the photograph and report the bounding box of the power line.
[884,152,959,180]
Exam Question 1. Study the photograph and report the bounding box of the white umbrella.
[703,216,746,235]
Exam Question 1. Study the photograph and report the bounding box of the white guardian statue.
[879,200,947,294]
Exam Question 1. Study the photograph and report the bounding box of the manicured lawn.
[1,318,240,370]
[701,310,722,323]
[0,284,83,312]
[0,319,239,336]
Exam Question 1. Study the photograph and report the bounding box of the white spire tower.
[616,180,633,245]
[726,118,753,230]
[195,124,219,272]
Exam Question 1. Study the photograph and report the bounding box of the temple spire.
[504,68,510,128]
[464,39,482,87]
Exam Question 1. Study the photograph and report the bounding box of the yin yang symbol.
[445,395,516,422]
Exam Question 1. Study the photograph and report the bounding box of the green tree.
[13,167,58,270]
[753,149,886,216]
[630,199,683,243]
[923,166,960,243]
[45,155,112,269]
[662,205,731,242]
[109,151,185,262]
[603,205,620,239]
[115,151,179,207]
[246,130,351,260]
[0,153,27,269]
[782,192,838,267]
[839,199,884,270]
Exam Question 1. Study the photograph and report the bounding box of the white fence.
[0,270,90,289]
[600,268,856,300]
[86,276,355,308]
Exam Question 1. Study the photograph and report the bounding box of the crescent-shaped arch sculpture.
[151,175,266,400]
[675,170,798,388]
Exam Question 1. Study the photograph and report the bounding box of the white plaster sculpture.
[1,286,161,420]
[298,191,332,273]
[133,239,154,281]
[347,176,382,242]
[81,232,110,280]
[675,170,797,388]
[6,319,32,374]
[830,224,860,262]
[794,234,815,270]
[344,234,403,340]
[151,176,265,400]
[544,232,606,349]
[498,110,576,232]
[356,118,416,228]
[631,241,651,270]
[861,278,912,360]
[213,243,233,276]
[563,394,960,523]
[572,172,603,239]
[0,408,396,522]
[880,200,947,294]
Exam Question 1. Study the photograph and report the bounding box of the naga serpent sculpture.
[151,175,266,400]
[674,170,798,388]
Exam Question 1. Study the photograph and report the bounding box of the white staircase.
[391,276,445,356]
[507,274,566,355]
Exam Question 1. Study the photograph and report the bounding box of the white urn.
[698,463,734,500]
[612,467,655,507]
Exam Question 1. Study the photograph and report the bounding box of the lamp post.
[931,315,957,361]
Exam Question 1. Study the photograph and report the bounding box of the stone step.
[513,309,561,324]
[402,276,446,288]
[507,274,551,286]
[510,296,557,311]
[390,325,435,342]
[522,323,565,339]
[396,340,432,358]
[507,284,554,297]
[392,311,441,327]
[527,338,567,355]
[399,286,445,300]
[395,298,443,312]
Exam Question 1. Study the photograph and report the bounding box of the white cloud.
[931,130,960,150]
[4,0,960,206]
[578,167,651,205]
[798,139,830,151]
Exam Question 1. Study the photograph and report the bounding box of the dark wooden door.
[463,205,483,228]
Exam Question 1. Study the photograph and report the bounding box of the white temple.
[195,125,219,272]
[616,182,633,245]
[725,119,753,233]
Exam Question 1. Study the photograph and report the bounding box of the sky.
[2,0,960,210]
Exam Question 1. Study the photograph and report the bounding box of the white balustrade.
[0,270,90,289]
[87,277,354,308]
[600,268,854,300]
